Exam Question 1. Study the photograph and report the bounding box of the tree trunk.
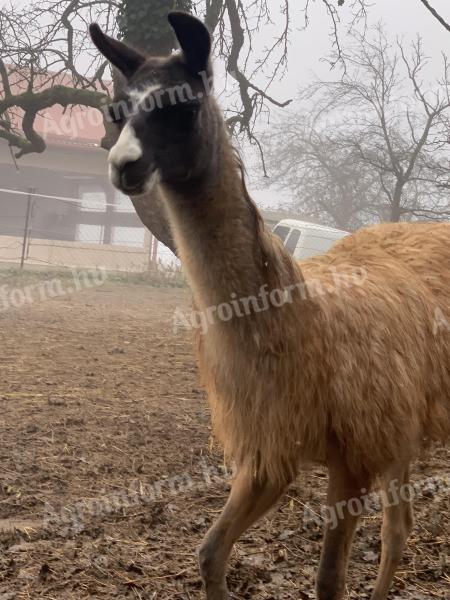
[390,180,404,222]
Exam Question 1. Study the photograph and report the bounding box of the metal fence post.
[151,236,158,264]
[20,187,34,269]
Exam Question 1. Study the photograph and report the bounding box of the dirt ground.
[0,272,448,599]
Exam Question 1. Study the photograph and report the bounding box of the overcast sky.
[250,0,450,208]
[283,0,449,90]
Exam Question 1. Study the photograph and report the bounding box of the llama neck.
[161,140,300,313]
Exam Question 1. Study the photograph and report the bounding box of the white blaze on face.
[108,84,161,172]
[107,83,163,193]
[129,84,161,108]
[108,122,142,170]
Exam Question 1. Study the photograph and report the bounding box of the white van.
[273,219,349,260]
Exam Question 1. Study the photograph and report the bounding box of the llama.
[89,13,450,600]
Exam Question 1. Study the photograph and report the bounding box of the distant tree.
[263,118,380,230]
[338,0,450,33]
[265,25,450,226]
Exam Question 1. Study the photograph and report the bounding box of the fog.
[252,0,450,207]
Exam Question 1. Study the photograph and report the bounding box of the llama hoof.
[316,579,345,600]
[204,585,229,600]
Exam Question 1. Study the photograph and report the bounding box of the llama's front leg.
[199,464,288,600]
[316,452,372,600]
[371,462,414,600]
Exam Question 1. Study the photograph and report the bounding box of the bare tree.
[338,0,450,33]
[0,0,376,251]
[263,118,380,230]
[0,0,376,159]
[265,25,450,226]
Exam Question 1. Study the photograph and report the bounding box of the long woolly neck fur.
[161,99,304,325]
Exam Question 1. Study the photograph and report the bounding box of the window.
[285,229,301,255]
[79,186,106,212]
[111,227,146,248]
[114,190,134,213]
[273,225,290,243]
[76,224,104,244]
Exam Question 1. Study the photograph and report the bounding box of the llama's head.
[90,13,218,197]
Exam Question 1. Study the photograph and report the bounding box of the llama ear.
[168,12,212,75]
[89,24,146,79]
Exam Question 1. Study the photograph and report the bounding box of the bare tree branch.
[264,24,450,226]
[418,0,450,32]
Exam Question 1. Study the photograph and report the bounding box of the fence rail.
[0,187,178,274]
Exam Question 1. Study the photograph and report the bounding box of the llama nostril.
[119,162,147,192]
[120,169,136,189]
[120,166,132,188]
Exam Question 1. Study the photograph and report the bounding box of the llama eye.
[173,102,201,123]
[107,106,125,126]
[107,98,134,127]
[184,106,199,119]
[112,115,125,127]
[159,100,200,118]
[183,102,200,116]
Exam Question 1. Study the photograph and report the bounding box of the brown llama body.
[90,13,450,599]
[198,220,450,484]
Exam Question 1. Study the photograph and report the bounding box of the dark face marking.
[90,13,214,197]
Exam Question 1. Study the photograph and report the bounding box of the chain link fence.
[0,186,183,284]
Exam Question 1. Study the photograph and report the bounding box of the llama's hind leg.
[316,453,372,600]
[371,462,414,600]
[199,463,289,600]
